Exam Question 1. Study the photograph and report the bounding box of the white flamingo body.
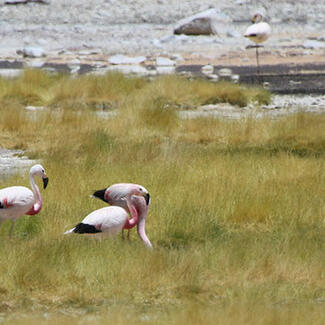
[244,21,271,44]
[67,185,152,248]
[0,186,35,220]
[0,164,48,235]
[64,206,129,237]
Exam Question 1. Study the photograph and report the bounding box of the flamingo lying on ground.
[0,164,49,236]
[244,11,271,77]
[92,183,151,238]
[65,185,152,248]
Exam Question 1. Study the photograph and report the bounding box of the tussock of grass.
[0,71,324,324]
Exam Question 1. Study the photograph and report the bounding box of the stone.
[108,55,146,65]
[201,64,214,75]
[17,47,46,58]
[218,68,233,77]
[174,9,230,35]
[24,60,45,68]
[156,66,175,74]
[302,40,325,49]
[156,57,176,66]
[5,0,28,4]
[107,65,152,76]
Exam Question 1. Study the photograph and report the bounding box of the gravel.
[0,0,324,59]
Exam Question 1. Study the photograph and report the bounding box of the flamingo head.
[30,164,49,189]
[251,8,265,23]
[92,183,150,205]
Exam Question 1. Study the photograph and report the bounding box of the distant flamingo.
[65,186,152,248]
[244,11,271,79]
[0,164,49,236]
[92,183,150,237]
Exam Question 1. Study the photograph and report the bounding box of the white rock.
[218,68,233,77]
[5,0,28,4]
[156,57,176,66]
[170,53,184,62]
[156,66,175,74]
[207,74,219,82]
[108,55,146,65]
[174,9,230,35]
[107,65,152,76]
[25,60,45,68]
[201,64,214,75]
[17,47,46,58]
[0,69,23,78]
[302,40,325,49]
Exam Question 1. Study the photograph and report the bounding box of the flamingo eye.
[139,187,142,191]
[42,169,45,173]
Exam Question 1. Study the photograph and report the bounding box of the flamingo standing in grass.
[65,184,152,248]
[0,164,49,236]
[92,183,151,238]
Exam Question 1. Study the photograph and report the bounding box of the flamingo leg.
[121,229,125,240]
[127,230,130,241]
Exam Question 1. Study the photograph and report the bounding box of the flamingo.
[244,11,271,79]
[91,183,150,238]
[0,164,49,236]
[65,185,152,248]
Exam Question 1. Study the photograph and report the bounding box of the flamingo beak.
[144,192,150,205]
[43,176,49,189]
[92,189,108,202]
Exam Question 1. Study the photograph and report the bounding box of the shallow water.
[0,149,37,179]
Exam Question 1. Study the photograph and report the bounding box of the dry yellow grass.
[0,71,324,324]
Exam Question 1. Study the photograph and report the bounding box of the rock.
[302,40,325,49]
[5,0,49,3]
[218,68,233,77]
[156,66,175,74]
[170,53,184,62]
[24,60,45,68]
[207,74,219,82]
[156,57,176,66]
[201,64,214,75]
[108,54,146,65]
[17,47,46,58]
[174,9,230,35]
[0,69,23,78]
[107,65,152,76]
[5,0,28,4]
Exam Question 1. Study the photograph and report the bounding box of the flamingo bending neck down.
[92,183,150,236]
[0,164,49,236]
[65,185,152,248]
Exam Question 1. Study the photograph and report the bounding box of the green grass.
[0,71,324,324]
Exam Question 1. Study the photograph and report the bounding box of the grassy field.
[0,71,324,324]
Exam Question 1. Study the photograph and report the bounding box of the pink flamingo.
[92,183,150,238]
[65,185,152,248]
[0,164,49,236]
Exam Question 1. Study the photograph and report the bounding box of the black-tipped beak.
[43,177,49,189]
[145,193,150,205]
[92,189,108,202]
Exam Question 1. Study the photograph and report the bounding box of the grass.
[0,70,324,324]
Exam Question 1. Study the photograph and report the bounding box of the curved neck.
[26,172,42,215]
[135,197,152,248]
[123,196,139,229]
